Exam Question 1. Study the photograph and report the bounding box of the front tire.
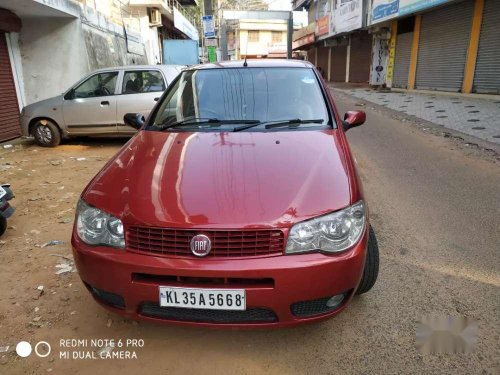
[32,119,61,147]
[0,217,6,237]
[356,225,379,295]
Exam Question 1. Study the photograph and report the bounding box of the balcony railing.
[129,0,200,30]
[292,0,311,11]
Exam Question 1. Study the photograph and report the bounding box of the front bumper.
[72,227,368,328]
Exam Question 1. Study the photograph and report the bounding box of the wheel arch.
[28,117,63,138]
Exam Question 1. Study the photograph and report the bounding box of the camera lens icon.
[16,341,32,357]
[16,341,51,358]
[35,341,51,358]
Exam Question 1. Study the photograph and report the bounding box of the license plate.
[159,286,246,311]
[0,186,6,199]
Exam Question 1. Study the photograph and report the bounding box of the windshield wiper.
[233,118,324,132]
[158,117,260,130]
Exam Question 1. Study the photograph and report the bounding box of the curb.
[330,87,500,158]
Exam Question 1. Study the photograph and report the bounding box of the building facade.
[293,0,500,95]
[293,0,371,83]
[227,19,289,59]
[0,0,200,142]
[377,0,500,94]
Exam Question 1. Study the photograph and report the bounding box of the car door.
[62,71,119,135]
[116,69,166,134]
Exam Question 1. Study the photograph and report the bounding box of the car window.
[74,72,118,98]
[122,70,165,94]
[152,67,330,130]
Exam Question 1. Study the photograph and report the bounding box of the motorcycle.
[0,184,15,237]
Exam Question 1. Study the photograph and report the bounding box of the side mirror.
[342,111,366,131]
[124,113,145,130]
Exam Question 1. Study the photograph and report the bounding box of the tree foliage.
[219,0,270,11]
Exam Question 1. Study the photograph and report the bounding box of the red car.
[72,60,379,328]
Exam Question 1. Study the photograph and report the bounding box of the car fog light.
[326,294,344,308]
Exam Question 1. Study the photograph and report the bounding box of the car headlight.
[76,200,125,249]
[285,201,365,254]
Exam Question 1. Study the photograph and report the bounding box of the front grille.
[132,273,275,288]
[139,303,278,323]
[127,227,285,257]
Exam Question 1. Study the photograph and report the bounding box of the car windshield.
[150,67,331,131]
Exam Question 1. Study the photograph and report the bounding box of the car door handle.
[154,97,159,102]
[101,100,110,106]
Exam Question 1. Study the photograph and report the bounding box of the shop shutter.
[0,32,20,142]
[349,32,372,83]
[307,47,316,64]
[392,32,413,88]
[316,46,329,80]
[472,0,500,94]
[415,0,474,92]
[330,45,347,82]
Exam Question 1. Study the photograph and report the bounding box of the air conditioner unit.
[149,8,162,27]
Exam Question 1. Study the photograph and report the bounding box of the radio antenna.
[243,29,250,67]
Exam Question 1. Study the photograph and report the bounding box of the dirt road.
[0,93,499,374]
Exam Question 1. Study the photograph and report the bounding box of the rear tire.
[32,119,61,147]
[0,217,6,237]
[356,225,379,295]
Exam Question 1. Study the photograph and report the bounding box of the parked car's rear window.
[151,67,330,131]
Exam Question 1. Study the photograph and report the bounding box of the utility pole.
[287,11,293,59]
[203,0,213,15]
[201,0,212,63]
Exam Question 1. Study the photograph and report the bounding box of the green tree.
[219,0,269,11]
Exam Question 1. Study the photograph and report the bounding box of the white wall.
[15,1,154,105]
[19,17,88,104]
[137,12,161,64]
[5,32,26,109]
[18,16,150,105]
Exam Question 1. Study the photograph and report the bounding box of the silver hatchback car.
[21,65,183,147]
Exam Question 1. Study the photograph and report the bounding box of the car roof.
[92,65,184,73]
[187,59,314,70]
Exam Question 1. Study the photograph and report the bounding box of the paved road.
[334,85,500,145]
[2,93,499,374]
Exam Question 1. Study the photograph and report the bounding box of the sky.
[265,0,292,10]
[264,0,308,27]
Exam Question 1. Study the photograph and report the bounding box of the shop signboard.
[316,15,330,36]
[372,0,399,23]
[174,7,199,41]
[202,15,215,38]
[207,46,217,62]
[335,0,363,34]
[400,0,452,15]
[370,34,390,85]
[371,0,454,25]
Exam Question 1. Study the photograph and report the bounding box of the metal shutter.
[349,32,372,83]
[317,46,329,79]
[0,32,20,142]
[393,32,413,88]
[472,0,500,94]
[330,45,347,82]
[415,0,474,92]
[307,47,316,63]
